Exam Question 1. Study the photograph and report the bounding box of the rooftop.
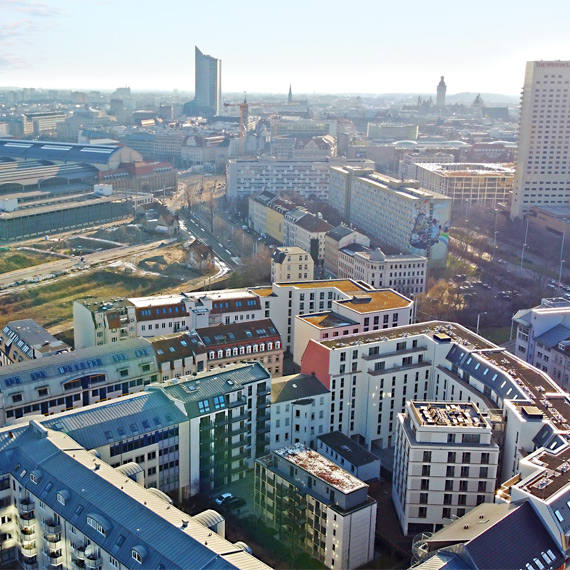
[336,290,411,313]
[410,402,489,429]
[300,312,359,329]
[317,431,380,467]
[271,373,328,404]
[275,443,366,493]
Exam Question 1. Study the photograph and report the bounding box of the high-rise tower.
[193,46,222,117]
[436,76,446,107]
[512,61,570,219]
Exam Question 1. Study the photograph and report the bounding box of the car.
[498,259,506,264]
[214,492,233,506]
[224,497,246,510]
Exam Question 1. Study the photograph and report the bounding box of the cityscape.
[1,3,570,569]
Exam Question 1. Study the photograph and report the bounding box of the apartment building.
[252,279,413,352]
[271,247,315,283]
[324,225,370,278]
[0,320,70,365]
[270,135,336,160]
[0,420,271,570]
[337,245,427,295]
[73,290,263,349]
[329,166,451,268]
[292,289,414,365]
[512,297,570,380]
[392,401,499,535]
[254,444,376,570]
[284,213,332,261]
[227,157,372,201]
[270,373,330,449]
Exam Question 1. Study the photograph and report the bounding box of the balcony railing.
[85,554,102,568]
[44,519,62,537]
[21,560,38,570]
[19,498,35,514]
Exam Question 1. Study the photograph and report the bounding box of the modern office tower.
[511,61,570,220]
[392,401,499,536]
[436,76,446,107]
[194,46,222,117]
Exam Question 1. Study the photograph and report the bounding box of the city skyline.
[1,0,569,96]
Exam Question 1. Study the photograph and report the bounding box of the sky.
[1,0,569,96]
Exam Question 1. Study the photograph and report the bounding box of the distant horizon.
[2,0,567,96]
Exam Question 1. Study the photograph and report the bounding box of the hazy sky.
[1,0,569,96]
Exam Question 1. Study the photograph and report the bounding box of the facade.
[0,319,69,365]
[392,401,499,536]
[323,225,370,278]
[410,162,514,207]
[337,245,427,296]
[271,246,315,283]
[73,290,264,349]
[194,46,222,117]
[512,60,570,220]
[316,431,381,483]
[436,76,446,107]
[270,135,337,160]
[366,123,419,140]
[512,297,570,381]
[270,373,331,449]
[254,444,377,570]
[284,213,332,262]
[328,166,451,268]
[398,152,455,180]
[228,157,373,201]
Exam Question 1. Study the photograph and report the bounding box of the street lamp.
[521,243,527,270]
[476,312,487,336]
[560,259,566,287]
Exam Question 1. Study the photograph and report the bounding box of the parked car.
[214,492,233,506]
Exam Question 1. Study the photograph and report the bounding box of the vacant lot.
[0,267,207,341]
[0,249,53,273]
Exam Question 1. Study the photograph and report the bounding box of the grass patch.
[0,269,193,333]
[480,326,512,345]
[0,251,49,273]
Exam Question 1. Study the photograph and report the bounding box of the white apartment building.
[254,444,377,570]
[398,152,455,180]
[73,290,264,349]
[328,167,451,268]
[227,157,372,201]
[410,162,514,207]
[292,289,414,365]
[512,297,570,379]
[283,213,332,261]
[392,401,499,536]
[271,246,315,283]
[337,245,427,296]
[512,61,570,220]
[252,279,413,352]
[270,373,331,449]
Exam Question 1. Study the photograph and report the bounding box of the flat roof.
[275,444,366,493]
[337,290,411,313]
[301,312,359,329]
[410,402,489,429]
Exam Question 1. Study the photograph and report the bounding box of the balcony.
[256,423,270,434]
[44,551,64,568]
[85,554,102,568]
[232,449,250,461]
[361,345,427,361]
[71,560,86,570]
[45,535,63,551]
[199,421,212,432]
[231,412,249,423]
[44,519,62,537]
[19,498,35,515]
[20,541,38,557]
[257,387,271,397]
[21,560,38,570]
[257,412,270,423]
[367,359,431,376]
[227,396,247,409]
[20,519,36,534]
[73,545,86,561]
[230,424,249,437]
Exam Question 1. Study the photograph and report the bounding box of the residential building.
[284,213,332,261]
[0,417,271,570]
[409,162,514,207]
[324,225,370,278]
[316,431,381,483]
[270,373,330,449]
[366,123,419,140]
[0,319,69,365]
[270,135,336,160]
[271,247,314,283]
[248,190,278,235]
[337,245,427,296]
[411,502,564,570]
[73,289,263,349]
[227,157,372,201]
[512,61,570,220]
[398,152,455,180]
[328,166,451,268]
[254,444,377,570]
[512,297,570,380]
[392,401,499,535]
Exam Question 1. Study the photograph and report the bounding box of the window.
[462,452,471,463]
[423,451,431,462]
[132,550,143,563]
[198,400,210,413]
[447,452,456,463]
[87,515,108,536]
[418,506,427,518]
[213,396,225,410]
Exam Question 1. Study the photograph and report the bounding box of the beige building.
[271,246,315,283]
[512,61,570,219]
[410,162,514,207]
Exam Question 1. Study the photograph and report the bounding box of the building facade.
[512,60,570,219]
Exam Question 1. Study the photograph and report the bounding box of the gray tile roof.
[271,373,328,404]
[317,431,379,467]
[535,323,570,347]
